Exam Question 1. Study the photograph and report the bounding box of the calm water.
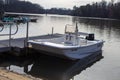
[0,14,120,80]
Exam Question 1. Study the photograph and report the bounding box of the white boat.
[28,24,104,60]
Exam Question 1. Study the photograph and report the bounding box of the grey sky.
[27,0,112,9]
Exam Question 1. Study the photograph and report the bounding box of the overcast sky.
[27,0,112,9]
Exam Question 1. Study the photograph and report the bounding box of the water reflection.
[72,17,120,80]
[72,17,120,28]
[0,50,103,80]
[72,17,120,42]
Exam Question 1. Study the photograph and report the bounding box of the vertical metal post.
[9,24,12,49]
[26,22,29,47]
[75,22,79,45]
[65,25,67,33]
[25,21,29,55]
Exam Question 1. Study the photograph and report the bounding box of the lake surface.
[0,14,120,80]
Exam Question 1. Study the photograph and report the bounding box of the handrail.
[0,23,19,48]
[0,24,4,32]
[0,24,19,36]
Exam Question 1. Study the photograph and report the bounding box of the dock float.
[0,45,10,53]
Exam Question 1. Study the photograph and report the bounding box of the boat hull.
[29,41,104,60]
[64,42,103,60]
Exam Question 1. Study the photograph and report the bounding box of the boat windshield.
[65,24,76,34]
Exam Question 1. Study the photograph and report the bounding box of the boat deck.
[30,36,99,47]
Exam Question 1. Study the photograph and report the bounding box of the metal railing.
[0,24,4,32]
[0,24,18,36]
[0,22,19,48]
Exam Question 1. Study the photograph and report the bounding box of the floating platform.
[0,45,10,53]
[0,34,62,54]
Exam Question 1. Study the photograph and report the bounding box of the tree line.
[0,0,120,19]
[72,0,120,19]
[46,8,72,15]
[0,0,72,18]
[0,0,45,15]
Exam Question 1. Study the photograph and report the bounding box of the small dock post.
[51,27,54,35]
[25,21,29,55]
[26,22,29,47]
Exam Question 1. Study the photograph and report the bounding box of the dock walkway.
[0,34,62,53]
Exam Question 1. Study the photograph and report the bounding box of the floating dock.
[0,34,62,55]
[0,45,10,53]
[0,21,61,55]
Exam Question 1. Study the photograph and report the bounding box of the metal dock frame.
[0,22,19,53]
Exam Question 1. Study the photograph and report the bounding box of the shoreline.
[0,68,41,80]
